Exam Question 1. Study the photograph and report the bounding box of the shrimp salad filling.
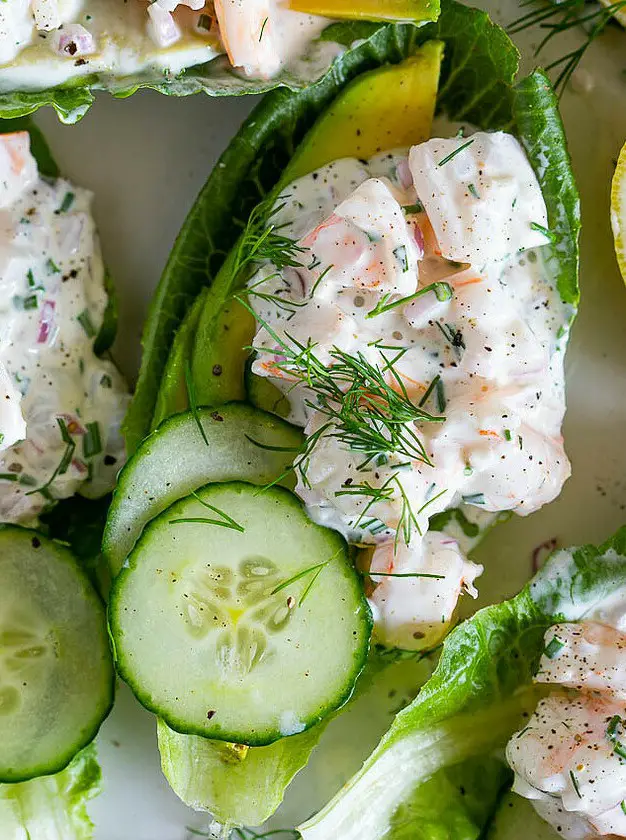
[0,131,128,524]
[248,131,573,650]
[0,1,331,89]
[506,616,626,838]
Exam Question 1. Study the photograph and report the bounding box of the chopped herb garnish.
[402,201,424,214]
[607,715,626,760]
[169,492,245,533]
[26,269,35,288]
[23,294,38,310]
[503,428,512,441]
[366,281,452,319]
[462,493,485,505]
[58,192,75,213]
[46,258,61,274]
[430,507,480,538]
[530,221,555,242]
[393,245,409,273]
[467,182,480,200]
[77,309,96,338]
[437,138,475,168]
[544,635,565,659]
[569,770,582,799]
[259,16,268,40]
[82,421,102,458]
[184,361,209,448]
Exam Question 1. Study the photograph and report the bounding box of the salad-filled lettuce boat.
[104,0,580,831]
[0,120,129,837]
[0,0,439,122]
[297,526,626,840]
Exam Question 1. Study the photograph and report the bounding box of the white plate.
[33,6,626,838]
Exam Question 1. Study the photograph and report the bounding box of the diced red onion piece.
[37,300,56,344]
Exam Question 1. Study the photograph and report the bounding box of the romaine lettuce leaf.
[297,527,626,839]
[124,1,579,454]
[0,745,101,840]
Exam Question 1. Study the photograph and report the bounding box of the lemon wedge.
[610,141,626,283]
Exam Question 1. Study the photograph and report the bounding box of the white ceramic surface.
[32,5,626,838]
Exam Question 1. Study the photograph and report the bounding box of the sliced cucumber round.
[103,403,303,576]
[109,482,371,745]
[0,528,114,783]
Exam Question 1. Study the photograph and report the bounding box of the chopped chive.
[544,635,565,659]
[82,421,102,458]
[607,715,626,760]
[437,138,475,167]
[26,269,35,287]
[392,245,409,273]
[419,374,441,409]
[402,201,424,214]
[504,428,512,441]
[530,221,555,242]
[259,16,268,40]
[569,770,582,799]
[0,473,18,482]
[467,182,480,199]
[462,492,485,505]
[435,378,446,413]
[58,192,75,213]
[46,258,60,274]
[621,801,626,816]
[77,309,96,338]
[23,294,38,310]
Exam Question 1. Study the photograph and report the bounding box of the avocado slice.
[288,0,439,23]
[283,40,443,183]
[178,46,444,413]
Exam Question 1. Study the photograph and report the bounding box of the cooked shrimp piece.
[536,622,626,700]
[298,178,421,300]
[507,692,626,837]
[368,532,482,651]
[0,133,37,209]
[214,0,281,79]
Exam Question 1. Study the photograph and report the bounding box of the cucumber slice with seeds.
[103,403,304,576]
[110,482,371,745]
[0,528,113,783]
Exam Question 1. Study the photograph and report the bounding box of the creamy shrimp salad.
[248,131,573,650]
[507,611,626,838]
[0,1,329,88]
[0,131,128,524]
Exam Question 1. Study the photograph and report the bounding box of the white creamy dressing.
[248,131,572,650]
[0,0,330,90]
[507,610,626,838]
[0,131,128,524]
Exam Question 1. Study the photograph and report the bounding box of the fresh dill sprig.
[509,0,626,92]
[365,281,452,319]
[234,200,307,281]
[237,298,444,475]
[169,492,245,532]
[367,571,445,579]
[185,361,209,447]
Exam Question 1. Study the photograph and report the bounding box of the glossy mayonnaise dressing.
[0,0,330,90]
[0,131,129,525]
[249,132,572,650]
[507,615,626,838]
